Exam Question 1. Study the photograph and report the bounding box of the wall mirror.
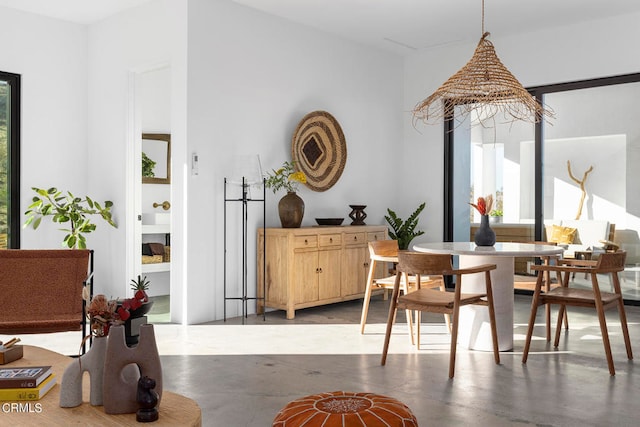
[142,133,171,184]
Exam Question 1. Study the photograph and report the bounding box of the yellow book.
[0,374,56,401]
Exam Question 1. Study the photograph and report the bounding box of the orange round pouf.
[272,391,418,427]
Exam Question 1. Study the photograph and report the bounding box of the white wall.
[186,0,403,322]
[86,0,184,301]
[0,7,88,249]
[12,1,640,323]
[403,11,640,246]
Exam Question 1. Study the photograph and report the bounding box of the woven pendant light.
[413,0,553,126]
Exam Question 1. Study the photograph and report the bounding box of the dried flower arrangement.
[470,194,494,216]
[86,276,150,337]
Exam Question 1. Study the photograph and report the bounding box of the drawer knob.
[329,238,333,243]
[353,236,358,241]
[304,239,308,244]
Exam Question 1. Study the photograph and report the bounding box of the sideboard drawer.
[293,235,318,249]
[344,232,366,246]
[367,231,386,242]
[319,234,342,247]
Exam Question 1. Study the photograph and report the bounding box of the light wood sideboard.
[258,225,388,319]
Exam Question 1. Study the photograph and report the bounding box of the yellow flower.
[265,160,306,193]
[289,171,306,184]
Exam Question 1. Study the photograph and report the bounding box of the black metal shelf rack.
[223,177,266,322]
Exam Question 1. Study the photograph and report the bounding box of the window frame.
[443,72,640,242]
[1,70,21,248]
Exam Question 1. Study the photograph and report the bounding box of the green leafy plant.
[23,187,117,249]
[264,160,307,193]
[384,202,426,250]
[131,274,151,291]
[489,209,503,217]
[142,152,156,178]
[130,275,151,301]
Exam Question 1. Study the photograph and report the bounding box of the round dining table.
[412,242,564,351]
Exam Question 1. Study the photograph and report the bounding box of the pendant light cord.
[481,0,485,35]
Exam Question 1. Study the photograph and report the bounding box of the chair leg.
[553,305,566,348]
[449,305,459,379]
[405,308,415,346]
[484,271,500,365]
[416,311,421,349]
[522,274,544,364]
[381,278,401,366]
[618,298,633,360]
[560,269,569,331]
[595,299,615,376]
[611,272,633,361]
[545,304,552,341]
[359,261,377,334]
[439,282,452,333]
[544,270,551,341]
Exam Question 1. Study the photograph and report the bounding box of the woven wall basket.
[291,110,347,192]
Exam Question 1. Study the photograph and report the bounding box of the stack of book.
[0,366,56,400]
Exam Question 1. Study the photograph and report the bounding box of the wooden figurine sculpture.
[136,376,159,422]
[567,160,593,220]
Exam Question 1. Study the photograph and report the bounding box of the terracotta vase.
[475,215,496,246]
[278,191,304,228]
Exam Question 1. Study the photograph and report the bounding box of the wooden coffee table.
[1,345,201,426]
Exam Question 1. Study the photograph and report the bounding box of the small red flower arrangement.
[87,276,150,337]
[470,194,494,216]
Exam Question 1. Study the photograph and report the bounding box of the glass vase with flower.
[265,161,307,228]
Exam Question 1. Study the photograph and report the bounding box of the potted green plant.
[264,161,307,228]
[489,209,503,224]
[130,275,151,303]
[23,187,117,249]
[384,202,426,250]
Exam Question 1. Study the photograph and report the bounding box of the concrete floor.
[178,294,640,427]
[5,293,640,426]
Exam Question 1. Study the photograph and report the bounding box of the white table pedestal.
[413,242,564,353]
[458,255,514,351]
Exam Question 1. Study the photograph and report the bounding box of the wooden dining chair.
[513,242,568,341]
[360,240,447,345]
[522,250,633,375]
[381,251,500,378]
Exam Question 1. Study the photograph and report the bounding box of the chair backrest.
[0,249,91,333]
[396,251,453,276]
[368,239,399,259]
[595,250,626,273]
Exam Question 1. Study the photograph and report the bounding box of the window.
[0,71,20,249]
[445,72,640,303]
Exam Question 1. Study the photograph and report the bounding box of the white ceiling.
[0,0,153,25]
[232,0,640,54]
[1,0,639,54]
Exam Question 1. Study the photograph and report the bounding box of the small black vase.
[474,215,496,246]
